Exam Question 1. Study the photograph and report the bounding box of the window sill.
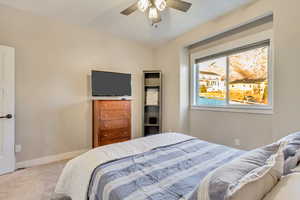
[190,105,273,115]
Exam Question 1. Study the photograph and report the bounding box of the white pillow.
[230,169,279,200]
[263,173,300,200]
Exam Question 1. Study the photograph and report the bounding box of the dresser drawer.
[100,129,130,140]
[98,101,130,110]
[93,100,131,148]
[100,119,129,130]
[100,110,130,120]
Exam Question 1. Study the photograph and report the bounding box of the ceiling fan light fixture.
[138,0,150,12]
[148,7,158,20]
[120,0,192,26]
[155,0,167,11]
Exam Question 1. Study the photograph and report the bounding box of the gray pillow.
[279,131,300,174]
[198,142,285,200]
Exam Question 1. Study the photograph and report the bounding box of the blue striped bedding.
[87,138,245,200]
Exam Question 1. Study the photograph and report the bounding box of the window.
[191,39,272,113]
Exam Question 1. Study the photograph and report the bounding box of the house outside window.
[190,30,273,114]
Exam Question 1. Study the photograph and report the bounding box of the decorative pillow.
[291,163,300,172]
[198,142,286,200]
[279,131,300,174]
[263,173,300,200]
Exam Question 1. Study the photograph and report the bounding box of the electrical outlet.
[234,139,241,146]
[15,144,22,153]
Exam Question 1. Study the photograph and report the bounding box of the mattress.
[88,138,244,200]
[55,133,244,200]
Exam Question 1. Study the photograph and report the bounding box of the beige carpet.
[0,160,68,200]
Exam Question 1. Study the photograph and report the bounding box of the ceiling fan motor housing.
[121,0,192,25]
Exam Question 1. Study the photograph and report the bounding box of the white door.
[0,46,15,175]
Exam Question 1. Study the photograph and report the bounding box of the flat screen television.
[91,70,132,97]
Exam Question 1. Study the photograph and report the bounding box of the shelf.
[144,124,160,127]
[145,85,160,87]
[144,133,160,137]
[145,105,159,107]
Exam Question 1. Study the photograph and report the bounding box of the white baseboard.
[16,149,89,169]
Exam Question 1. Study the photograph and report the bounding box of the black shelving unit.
[142,70,162,137]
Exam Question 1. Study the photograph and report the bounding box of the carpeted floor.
[0,160,68,200]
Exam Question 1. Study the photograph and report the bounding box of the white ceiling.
[0,0,254,45]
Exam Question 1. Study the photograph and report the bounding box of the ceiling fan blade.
[120,3,138,16]
[167,0,192,12]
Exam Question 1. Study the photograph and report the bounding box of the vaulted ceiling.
[0,0,254,45]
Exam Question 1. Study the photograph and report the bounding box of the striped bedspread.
[87,138,245,200]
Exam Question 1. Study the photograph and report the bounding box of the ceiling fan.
[120,0,192,26]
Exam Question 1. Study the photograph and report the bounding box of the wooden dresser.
[92,100,131,148]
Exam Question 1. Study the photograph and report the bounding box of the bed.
[54,132,300,200]
[54,133,245,200]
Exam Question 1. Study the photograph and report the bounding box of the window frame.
[190,30,274,114]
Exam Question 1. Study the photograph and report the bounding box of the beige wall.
[0,5,154,162]
[154,0,300,150]
[2,0,300,162]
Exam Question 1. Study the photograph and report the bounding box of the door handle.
[0,114,13,119]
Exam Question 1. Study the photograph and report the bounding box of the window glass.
[197,57,227,106]
[194,42,270,108]
[229,46,269,105]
